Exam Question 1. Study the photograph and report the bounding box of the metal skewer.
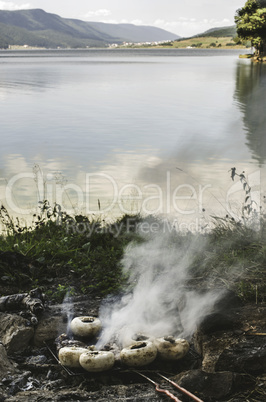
[44,341,75,376]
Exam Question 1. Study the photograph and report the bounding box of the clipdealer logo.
[4,171,212,216]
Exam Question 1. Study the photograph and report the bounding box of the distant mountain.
[88,21,180,43]
[0,9,180,48]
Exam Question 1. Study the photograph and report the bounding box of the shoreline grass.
[0,199,265,304]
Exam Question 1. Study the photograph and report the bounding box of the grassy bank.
[0,203,143,300]
[0,199,265,304]
[163,36,247,49]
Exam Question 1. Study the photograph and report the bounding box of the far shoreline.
[0,35,250,52]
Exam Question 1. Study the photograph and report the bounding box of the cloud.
[131,19,143,25]
[0,1,31,10]
[86,17,144,26]
[83,9,111,19]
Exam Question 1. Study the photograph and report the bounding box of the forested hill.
[197,25,237,38]
[0,8,180,48]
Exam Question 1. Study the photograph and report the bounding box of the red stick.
[135,371,182,402]
[155,383,182,402]
[158,373,204,402]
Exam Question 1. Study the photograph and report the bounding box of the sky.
[0,1,245,37]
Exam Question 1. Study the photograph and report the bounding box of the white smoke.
[61,291,74,335]
[96,221,224,349]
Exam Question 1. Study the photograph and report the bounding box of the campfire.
[56,315,190,372]
[0,288,265,401]
[52,315,205,401]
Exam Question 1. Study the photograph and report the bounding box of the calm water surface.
[0,48,265,227]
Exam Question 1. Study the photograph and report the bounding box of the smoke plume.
[96,221,224,349]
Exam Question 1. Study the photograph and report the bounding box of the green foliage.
[160,42,173,46]
[233,35,242,44]
[0,201,143,297]
[0,33,8,48]
[46,284,75,303]
[235,0,266,54]
[237,281,257,302]
[191,42,202,47]
[0,167,266,303]
[199,26,237,38]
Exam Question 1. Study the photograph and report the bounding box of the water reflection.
[234,60,266,166]
[0,64,59,94]
[1,150,260,233]
[0,51,264,228]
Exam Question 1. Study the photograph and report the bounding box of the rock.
[0,288,45,315]
[2,371,32,396]
[193,329,239,373]
[199,312,235,334]
[173,369,255,400]
[193,303,266,373]
[34,316,67,346]
[44,379,65,390]
[213,290,243,312]
[216,336,266,374]
[198,291,243,335]
[0,313,34,354]
[25,355,47,365]
[0,344,17,380]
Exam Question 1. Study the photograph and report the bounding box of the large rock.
[34,316,67,347]
[0,344,17,380]
[196,291,243,336]
[173,369,255,400]
[193,330,239,373]
[0,313,34,354]
[216,336,266,374]
[199,312,236,334]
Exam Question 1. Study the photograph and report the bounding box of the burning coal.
[96,223,224,349]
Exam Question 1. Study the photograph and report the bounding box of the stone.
[198,290,243,335]
[215,336,266,374]
[193,329,239,373]
[0,313,34,354]
[34,316,67,347]
[25,355,47,365]
[213,290,243,312]
[199,312,235,334]
[0,344,17,380]
[173,369,255,400]
[193,303,266,374]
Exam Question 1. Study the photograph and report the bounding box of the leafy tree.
[234,60,266,165]
[235,0,266,55]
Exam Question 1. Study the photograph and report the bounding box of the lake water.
[0,48,265,230]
